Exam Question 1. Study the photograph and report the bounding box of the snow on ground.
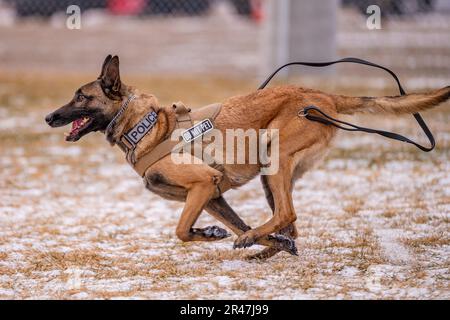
[0,76,449,299]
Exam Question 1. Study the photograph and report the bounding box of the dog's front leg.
[175,178,230,242]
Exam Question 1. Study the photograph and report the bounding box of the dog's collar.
[105,94,136,144]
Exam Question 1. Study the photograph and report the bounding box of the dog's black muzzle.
[45,112,58,126]
[45,112,71,127]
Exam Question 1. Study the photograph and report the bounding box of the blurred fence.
[0,0,449,87]
[2,0,255,17]
[2,0,447,18]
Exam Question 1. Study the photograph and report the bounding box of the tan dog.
[45,55,450,259]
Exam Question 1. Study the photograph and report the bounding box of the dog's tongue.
[72,119,83,131]
[66,119,83,138]
[65,117,89,140]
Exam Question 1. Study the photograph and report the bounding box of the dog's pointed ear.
[99,55,122,98]
[99,54,113,79]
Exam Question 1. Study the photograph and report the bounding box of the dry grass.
[343,198,365,217]
[402,233,449,248]
[382,209,398,219]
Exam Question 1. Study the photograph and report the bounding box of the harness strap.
[134,139,181,175]
[258,57,435,152]
[128,102,232,194]
[131,102,191,174]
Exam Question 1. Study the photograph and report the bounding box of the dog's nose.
[45,113,54,124]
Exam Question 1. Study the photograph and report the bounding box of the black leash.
[258,57,435,152]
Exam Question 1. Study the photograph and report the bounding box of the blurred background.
[0,0,449,84]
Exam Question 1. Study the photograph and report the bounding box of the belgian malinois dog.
[45,55,450,259]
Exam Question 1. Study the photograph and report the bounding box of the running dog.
[45,55,450,259]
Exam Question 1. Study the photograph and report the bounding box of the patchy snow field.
[0,75,449,300]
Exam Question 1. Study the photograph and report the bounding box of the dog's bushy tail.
[333,86,450,115]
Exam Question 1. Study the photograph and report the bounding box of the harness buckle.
[298,109,308,117]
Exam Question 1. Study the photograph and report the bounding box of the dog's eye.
[77,95,85,103]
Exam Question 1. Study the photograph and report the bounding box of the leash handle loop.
[259,57,435,152]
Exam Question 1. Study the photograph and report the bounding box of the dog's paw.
[233,231,258,249]
[191,226,230,239]
[268,234,298,256]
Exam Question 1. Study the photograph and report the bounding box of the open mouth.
[64,117,92,141]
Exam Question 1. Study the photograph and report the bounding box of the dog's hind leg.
[234,142,329,252]
[246,175,298,260]
[233,158,298,250]
[206,196,298,256]
[261,174,299,239]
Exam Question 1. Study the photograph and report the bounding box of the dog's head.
[45,55,127,142]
